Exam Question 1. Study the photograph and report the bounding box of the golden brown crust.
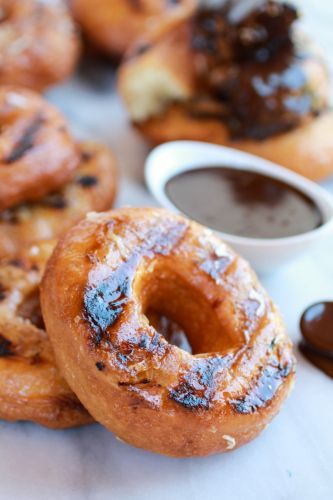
[70,0,195,57]
[137,105,333,181]
[41,207,295,457]
[0,86,79,211]
[0,140,117,260]
[0,241,92,428]
[0,0,80,91]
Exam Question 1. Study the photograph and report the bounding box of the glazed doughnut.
[0,0,80,91]
[119,1,333,180]
[0,240,92,428]
[41,208,295,457]
[70,0,195,58]
[0,86,79,211]
[0,141,117,260]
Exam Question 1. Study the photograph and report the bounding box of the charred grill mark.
[0,209,19,224]
[138,331,164,353]
[76,175,98,188]
[129,42,152,59]
[7,259,23,268]
[5,115,45,164]
[169,356,230,410]
[0,284,6,301]
[0,334,13,357]
[85,222,188,348]
[42,193,67,209]
[84,257,137,345]
[96,361,105,371]
[81,150,94,162]
[231,358,294,414]
[118,378,151,386]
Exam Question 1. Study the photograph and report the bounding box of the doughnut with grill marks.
[41,208,295,456]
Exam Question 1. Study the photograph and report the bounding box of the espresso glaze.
[190,2,323,139]
[300,302,333,378]
[166,167,323,239]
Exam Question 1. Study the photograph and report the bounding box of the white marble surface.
[1,2,333,499]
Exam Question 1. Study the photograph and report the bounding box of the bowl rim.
[145,140,333,248]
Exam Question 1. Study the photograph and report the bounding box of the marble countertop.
[1,1,333,499]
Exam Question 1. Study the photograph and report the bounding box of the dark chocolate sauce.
[166,167,323,239]
[300,302,333,378]
[190,2,323,139]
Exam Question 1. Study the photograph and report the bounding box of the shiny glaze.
[191,2,324,139]
[81,210,294,411]
[166,167,322,239]
[41,208,295,456]
[300,302,333,378]
[0,86,79,211]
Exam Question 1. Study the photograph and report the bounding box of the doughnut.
[70,0,195,58]
[0,0,80,91]
[119,1,333,180]
[0,86,79,211]
[40,207,295,457]
[0,240,92,428]
[0,141,117,260]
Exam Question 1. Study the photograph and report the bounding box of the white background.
[0,1,332,499]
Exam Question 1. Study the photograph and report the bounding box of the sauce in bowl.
[165,167,323,239]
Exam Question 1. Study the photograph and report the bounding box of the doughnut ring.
[70,0,195,58]
[0,141,117,260]
[0,86,79,211]
[0,0,80,91]
[41,208,295,457]
[119,3,333,180]
[0,241,92,428]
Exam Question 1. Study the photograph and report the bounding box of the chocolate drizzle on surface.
[231,358,293,414]
[190,1,324,139]
[170,357,229,410]
[76,175,98,187]
[84,257,136,345]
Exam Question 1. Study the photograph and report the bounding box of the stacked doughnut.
[0,0,80,91]
[0,85,117,259]
[119,0,333,180]
[0,85,116,427]
[0,240,93,428]
[40,207,295,456]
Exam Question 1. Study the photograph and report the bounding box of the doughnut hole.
[137,259,238,355]
[145,310,192,353]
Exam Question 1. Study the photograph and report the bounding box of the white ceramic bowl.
[145,141,333,274]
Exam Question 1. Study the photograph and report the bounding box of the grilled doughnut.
[0,240,92,428]
[41,207,295,457]
[0,141,117,260]
[0,86,79,211]
[70,0,195,58]
[119,1,333,180]
[0,0,80,91]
